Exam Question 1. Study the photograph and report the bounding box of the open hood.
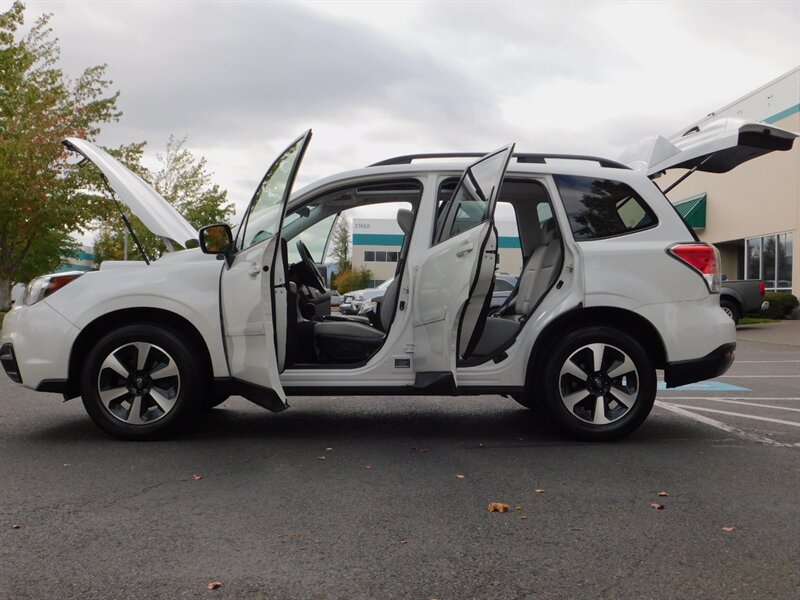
[619,117,798,177]
[63,138,198,249]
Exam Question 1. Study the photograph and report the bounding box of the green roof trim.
[674,193,706,229]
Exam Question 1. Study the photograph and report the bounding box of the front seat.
[312,208,414,363]
[376,208,414,332]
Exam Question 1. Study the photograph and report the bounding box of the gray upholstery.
[379,208,414,332]
[509,220,561,316]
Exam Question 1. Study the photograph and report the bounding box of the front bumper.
[663,343,736,388]
[0,302,80,390]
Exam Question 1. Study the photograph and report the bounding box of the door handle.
[456,243,474,258]
[248,262,261,277]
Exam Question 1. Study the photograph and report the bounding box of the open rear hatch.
[620,117,797,178]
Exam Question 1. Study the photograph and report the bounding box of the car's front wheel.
[540,326,656,441]
[80,324,204,440]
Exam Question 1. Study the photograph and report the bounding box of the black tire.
[200,392,229,410]
[539,326,656,441]
[720,299,741,324]
[80,323,205,440]
[511,392,541,412]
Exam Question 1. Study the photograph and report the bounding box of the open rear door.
[620,117,797,177]
[412,144,514,390]
[219,130,312,411]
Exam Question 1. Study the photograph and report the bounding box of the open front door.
[219,130,312,410]
[412,144,514,389]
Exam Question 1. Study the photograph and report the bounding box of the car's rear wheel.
[540,326,656,441]
[81,324,203,440]
[720,299,741,324]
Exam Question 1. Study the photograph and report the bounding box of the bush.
[332,268,372,294]
[760,292,799,319]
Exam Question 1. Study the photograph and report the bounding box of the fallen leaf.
[11,524,22,529]
[207,581,222,590]
[478,443,487,448]
[62,463,71,468]
[520,516,528,520]
[455,474,465,479]
[325,447,332,451]
[192,474,203,481]
[317,456,326,460]
[515,505,523,511]
[365,464,373,470]
[399,540,409,544]
[650,502,665,510]
[534,488,545,494]
[570,527,583,531]
[722,526,736,532]
[657,491,669,497]
[487,502,510,513]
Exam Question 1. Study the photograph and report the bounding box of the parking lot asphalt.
[1,321,799,599]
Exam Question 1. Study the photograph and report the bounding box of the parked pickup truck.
[720,279,768,323]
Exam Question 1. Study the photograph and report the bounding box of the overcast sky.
[23,0,800,219]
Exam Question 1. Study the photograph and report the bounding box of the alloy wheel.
[96,342,181,425]
[558,342,639,425]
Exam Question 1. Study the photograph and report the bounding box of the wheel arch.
[65,308,215,399]
[525,306,667,390]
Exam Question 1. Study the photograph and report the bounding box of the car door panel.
[412,144,514,384]
[219,130,312,408]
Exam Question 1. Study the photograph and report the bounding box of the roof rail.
[368,152,630,170]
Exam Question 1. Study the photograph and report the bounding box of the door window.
[239,134,310,250]
[436,148,513,244]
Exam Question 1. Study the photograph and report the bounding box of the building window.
[745,232,793,291]
[362,250,399,262]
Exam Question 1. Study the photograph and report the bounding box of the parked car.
[359,273,517,316]
[719,279,768,323]
[340,278,394,315]
[2,119,796,441]
[328,289,343,308]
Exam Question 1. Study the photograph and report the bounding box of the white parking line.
[657,396,800,401]
[718,375,800,379]
[663,397,800,413]
[665,403,800,427]
[654,401,793,447]
[733,360,800,363]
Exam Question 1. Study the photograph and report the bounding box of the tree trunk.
[0,279,11,312]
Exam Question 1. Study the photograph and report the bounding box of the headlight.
[359,301,378,315]
[355,294,364,301]
[25,272,84,306]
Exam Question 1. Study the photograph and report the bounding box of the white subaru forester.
[2,119,796,440]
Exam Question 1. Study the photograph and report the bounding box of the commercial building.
[657,67,799,295]
[58,245,94,272]
[352,217,522,287]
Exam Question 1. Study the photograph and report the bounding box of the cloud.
[24,0,800,214]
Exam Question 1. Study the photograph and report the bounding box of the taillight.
[759,281,766,297]
[668,243,720,293]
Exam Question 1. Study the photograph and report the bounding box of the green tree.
[330,216,351,272]
[0,1,120,308]
[92,136,233,263]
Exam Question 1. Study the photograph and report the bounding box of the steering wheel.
[296,240,327,292]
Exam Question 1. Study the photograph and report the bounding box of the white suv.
[2,119,796,441]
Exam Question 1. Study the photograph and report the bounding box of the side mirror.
[199,224,234,264]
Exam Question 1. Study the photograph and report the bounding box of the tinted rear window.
[554,175,657,240]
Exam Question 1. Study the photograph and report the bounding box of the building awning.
[673,193,706,229]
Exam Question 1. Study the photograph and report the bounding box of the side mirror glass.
[199,224,234,256]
